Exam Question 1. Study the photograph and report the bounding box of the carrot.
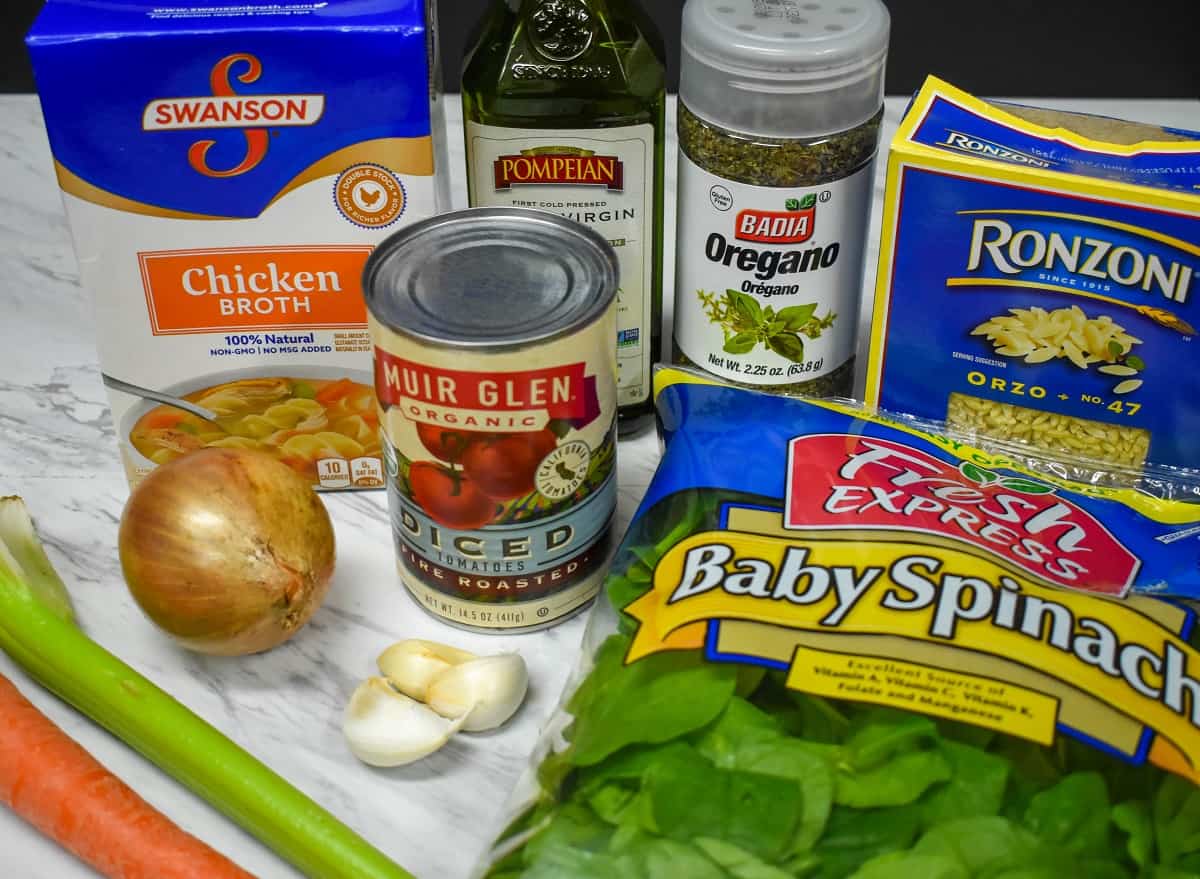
[142,409,188,431]
[314,377,354,404]
[0,672,255,879]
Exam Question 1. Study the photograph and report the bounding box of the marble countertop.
[2,93,1197,879]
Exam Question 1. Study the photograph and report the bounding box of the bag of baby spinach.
[481,367,1200,879]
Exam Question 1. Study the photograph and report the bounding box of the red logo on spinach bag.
[736,194,816,245]
[785,434,1140,596]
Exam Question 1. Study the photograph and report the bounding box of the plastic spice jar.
[672,0,889,398]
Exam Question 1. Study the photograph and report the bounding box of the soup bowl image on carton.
[118,365,379,490]
[865,77,1200,472]
[26,0,449,490]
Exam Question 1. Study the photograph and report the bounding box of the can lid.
[681,0,889,138]
[364,208,619,349]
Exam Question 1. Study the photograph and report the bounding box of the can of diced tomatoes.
[364,208,619,632]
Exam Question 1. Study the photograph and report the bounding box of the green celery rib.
[0,497,74,623]
[0,528,413,879]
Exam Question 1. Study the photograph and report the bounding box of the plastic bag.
[480,367,1200,878]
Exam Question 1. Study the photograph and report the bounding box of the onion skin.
[118,448,336,656]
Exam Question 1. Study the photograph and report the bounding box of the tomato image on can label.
[375,351,617,631]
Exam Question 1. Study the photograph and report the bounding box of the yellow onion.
[118,448,336,656]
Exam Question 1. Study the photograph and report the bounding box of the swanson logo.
[735,194,816,245]
[492,147,623,191]
[142,53,325,178]
[785,434,1141,595]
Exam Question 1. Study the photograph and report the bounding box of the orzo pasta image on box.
[866,77,1200,471]
[26,0,448,490]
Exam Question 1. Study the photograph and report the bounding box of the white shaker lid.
[681,0,890,139]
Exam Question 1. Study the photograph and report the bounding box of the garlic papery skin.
[377,639,477,701]
[426,653,529,732]
[343,677,462,767]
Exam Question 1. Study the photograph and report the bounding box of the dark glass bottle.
[463,0,666,435]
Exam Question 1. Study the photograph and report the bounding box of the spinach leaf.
[920,740,1010,828]
[567,635,737,766]
[782,691,851,743]
[792,805,922,878]
[1112,800,1154,867]
[849,851,969,879]
[519,845,614,879]
[615,837,729,879]
[694,837,795,879]
[691,698,835,853]
[604,574,648,622]
[843,714,939,769]
[1023,772,1112,855]
[912,816,1044,874]
[694,697,783,765]
[739,740,835,852]
[735,665,768,699]
[833,714,951,808]
[835,749,952,808]
[523,836,729,879]
[1154,775,1200,866]
[577,741,696,795]
[642,745,802,862]
[522,802,612,866]
[586,783,639,825]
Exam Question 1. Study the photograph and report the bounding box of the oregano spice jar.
[672,0,889,397]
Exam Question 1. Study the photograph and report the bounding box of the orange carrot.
[0,672,256,879]
[314,377,354,404]
[142,409,188,431]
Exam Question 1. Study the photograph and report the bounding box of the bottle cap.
[681,0,889,139]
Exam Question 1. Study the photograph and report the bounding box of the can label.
[371,312,617,630]
[465,122,655,409]
[673,153,872,385]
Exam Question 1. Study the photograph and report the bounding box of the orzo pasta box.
[26,0,448,490]
[865,77,1200,471]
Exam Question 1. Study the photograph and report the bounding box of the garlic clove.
[426,653,529,732]
[343,677,462,767]
[377,639,477,701]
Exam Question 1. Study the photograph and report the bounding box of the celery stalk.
[0,497,414,879]
[0,497,74,623]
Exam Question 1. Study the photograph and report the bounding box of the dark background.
[5,0,1199,98]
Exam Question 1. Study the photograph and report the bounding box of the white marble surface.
[1,93,1197,879]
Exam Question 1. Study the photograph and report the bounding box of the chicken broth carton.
[865,77,1200,472]
[27,0,448,490]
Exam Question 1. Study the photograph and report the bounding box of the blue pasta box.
[26,0,448,491]
[865,77,1200,472]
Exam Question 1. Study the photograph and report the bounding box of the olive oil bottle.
[463,0,666,434]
